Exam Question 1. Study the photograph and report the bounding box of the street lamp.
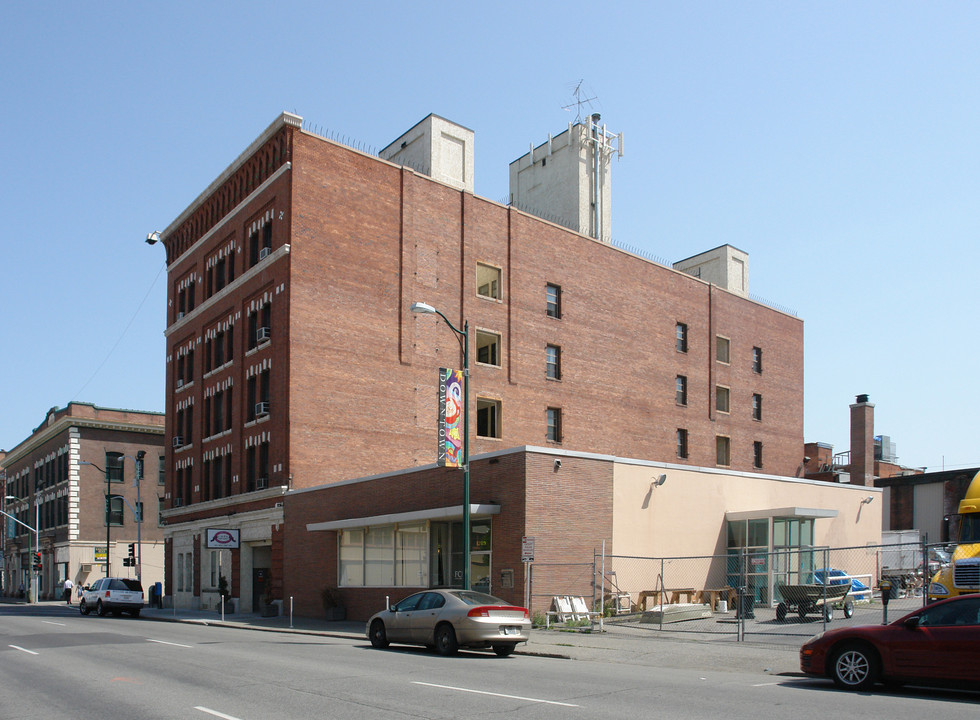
[2,495,39,603]
[410,301,471,591]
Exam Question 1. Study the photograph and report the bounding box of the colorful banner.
[438,367,464,468]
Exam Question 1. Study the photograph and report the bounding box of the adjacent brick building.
[1,403,165,599]
[155,112,804,615]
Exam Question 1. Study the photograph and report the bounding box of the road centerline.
[412,681,580,707]
[147,638,193,648]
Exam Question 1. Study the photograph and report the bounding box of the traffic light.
[128,543,136,559]
[123,557,134,567]
[135,450,145,481]
[33,552,41,572]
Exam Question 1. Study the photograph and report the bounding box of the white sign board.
[206,528,241,549]
[521,536,535,562]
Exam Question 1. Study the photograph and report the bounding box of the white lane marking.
[9,645,39,655]
[412,681,580,707]
[147,638,193,648]
[42,621,67,626]
[194,707,241,720]
[752,682,779,687]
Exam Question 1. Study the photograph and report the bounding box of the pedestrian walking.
[64,578,74,605]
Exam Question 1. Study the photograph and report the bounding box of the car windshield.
[450,591,509,606]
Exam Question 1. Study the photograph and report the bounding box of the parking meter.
[880,579,893,624]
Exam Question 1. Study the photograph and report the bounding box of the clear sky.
[2,2,977,471]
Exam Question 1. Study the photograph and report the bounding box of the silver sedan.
[366,589,530,656]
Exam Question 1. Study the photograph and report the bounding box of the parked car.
[79,577,144,617]
[366,589,530,656]
[800,593,980,691]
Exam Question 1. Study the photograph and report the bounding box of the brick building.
[1,403,165,600]
[155,111,804,614]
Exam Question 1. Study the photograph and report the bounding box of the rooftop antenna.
[562,80,599,123]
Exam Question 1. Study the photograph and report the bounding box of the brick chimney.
[849,394,874,486]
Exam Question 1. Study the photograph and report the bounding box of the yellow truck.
[928,469,980,601]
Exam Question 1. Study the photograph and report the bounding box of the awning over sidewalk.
[305,503,501,532]
[725,506,838,522]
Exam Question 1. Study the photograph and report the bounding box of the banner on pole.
[438,367,464,468]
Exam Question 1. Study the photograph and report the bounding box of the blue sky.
[2,2,977,471]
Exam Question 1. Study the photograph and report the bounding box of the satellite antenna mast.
[562,80,599,123]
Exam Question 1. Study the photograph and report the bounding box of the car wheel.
[776,603,787,622]
[492,644,516,657]
[830,643,879,691]
[823,604,834,622]
[369,620,389,649]
[97,600,107,617]
[79,600,90,616]
[843,599,854,618]
[435,624,458,656]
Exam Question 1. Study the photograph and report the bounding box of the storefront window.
[339,529,364,586]
[364,526,394,586]
[396,522,428,586]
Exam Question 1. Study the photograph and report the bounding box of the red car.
[800,594,980,691]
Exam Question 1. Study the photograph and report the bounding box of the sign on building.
[206,528,241,549]
[437,367,464,468]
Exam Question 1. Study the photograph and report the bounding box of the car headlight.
[928,582,949,596]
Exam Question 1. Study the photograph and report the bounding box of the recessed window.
[546,407,562,443]
[676,375,688,406]
[105,452,124,483]
[476,330,501,366]
[716,386,730,413]
[716,336,730,364]
[676,429,689,459]
[477,397,501,438]
[752,393,762,421]
[546,283,562,318]
[676,323,688,353]
[545,344,561,380]
[752,347,763,374]
[753,441,763,469]
[106,495,125,526]
[716,436,731,467]
[249,220,273,268]
[476,263,501,300]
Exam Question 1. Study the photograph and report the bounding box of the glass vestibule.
[727,516,816,607]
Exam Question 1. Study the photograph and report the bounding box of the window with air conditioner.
[255,401,270,417]
[256,477,268,489]
[259,246,271,260]
[172,436,183,448]
[257,326,271,343]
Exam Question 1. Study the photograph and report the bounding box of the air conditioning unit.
[255,401,270,417]
[256,326,271,343]
[177,311,185,319]
[173,498,184,507]
[256,477,268,489]
[176,378,184,389]
[259,246,271,260]
[172,436,183,448]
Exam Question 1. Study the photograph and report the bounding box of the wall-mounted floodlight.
[651,474,667,488]
[554,459,562,470]
[861,495,874,505]
[145,231,161,245]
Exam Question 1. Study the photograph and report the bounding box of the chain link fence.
[531,539,941,642]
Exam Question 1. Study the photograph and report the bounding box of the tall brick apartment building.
[155,112,804,614]
[1,403,165,599]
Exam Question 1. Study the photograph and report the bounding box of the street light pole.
[411,301,471,591]
[2,497,39,604]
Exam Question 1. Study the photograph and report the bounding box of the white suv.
[80,577,144,617]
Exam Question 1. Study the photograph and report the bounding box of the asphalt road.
[1,604,977,719]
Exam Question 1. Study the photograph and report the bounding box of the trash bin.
[736,592,755,620]
[154,582,162,608]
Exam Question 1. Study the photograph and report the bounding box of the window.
[716,436,731,467]
[716,386,730,413]
[546,407,562,443]
[546,283,561,318]
[476,263,501,300]
[105,452,124,483]
[158,455,165,485]
[716,336,730,364]
[477,398,501,438]
[676,429,689,459]
[752,393,762,421]
[249,302,272,350]
[545,344,561,380]
[676,375,688,406]
[340,523,431,588]
[249,221,273,268]
[752,346,763,374]
[476,330,501,366]
[676,323,688,353]
[106,495,124,526]
[753,441,763,469]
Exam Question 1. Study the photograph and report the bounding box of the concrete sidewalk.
[4,598,800,675]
